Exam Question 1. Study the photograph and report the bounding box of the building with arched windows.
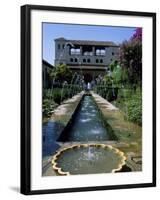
[54,37,119,82]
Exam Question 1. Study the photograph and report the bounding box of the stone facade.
[54,37,119,82]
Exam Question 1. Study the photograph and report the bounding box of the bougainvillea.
[131,27,142,42]
[119,28,142,87]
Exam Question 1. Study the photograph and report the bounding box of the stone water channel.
[58,95,110,142]
[42,91,142,176]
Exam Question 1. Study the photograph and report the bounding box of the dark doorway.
[84,73,92,83]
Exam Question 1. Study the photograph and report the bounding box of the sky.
[43,23,136,65]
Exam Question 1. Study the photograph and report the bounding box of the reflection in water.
[64,95,109,141]
[42,121,63,157]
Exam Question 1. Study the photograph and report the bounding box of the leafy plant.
[42,98,58,117]
[113,88,142,125]
[127,96,142,125]
[49,64,73,84]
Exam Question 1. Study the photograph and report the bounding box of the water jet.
[52,144,126,175]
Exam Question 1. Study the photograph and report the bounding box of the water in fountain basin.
[56,146,123,175]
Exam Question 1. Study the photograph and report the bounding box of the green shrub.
[113,88,142,125]
[42,85,82,119]
[126,91,142,125]
[52,88,62,104]
[42,98,58,117]
[94,86,118,102]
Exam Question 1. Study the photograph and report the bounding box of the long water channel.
[58,95,110,141]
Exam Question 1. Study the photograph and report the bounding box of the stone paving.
[51,91,84,124]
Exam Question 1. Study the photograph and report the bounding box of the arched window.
[100,50,105,56]
[70,58,73,62]
[70,48,75,55]
[96,49,105,56]
[100,59,103,63]
[70,48,80,55]
[58,44,60,49]
[76,49,80,54]
[96,59,99,63]
[87,58,90,63]
[96,49,100,56]
[75,58,78,62]
[83,59,86,63]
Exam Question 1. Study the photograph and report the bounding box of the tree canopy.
[49,64,73,84]
[119,28,142,87]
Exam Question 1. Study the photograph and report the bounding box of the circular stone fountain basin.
[52,144,126,175]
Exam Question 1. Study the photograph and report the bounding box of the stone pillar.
[92,46,95,56]
[80,46,83,55]
[105,47,108,56]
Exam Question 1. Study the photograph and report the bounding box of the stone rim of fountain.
[52,144,126,175]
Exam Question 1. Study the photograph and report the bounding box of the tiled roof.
[55,37,119,47]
